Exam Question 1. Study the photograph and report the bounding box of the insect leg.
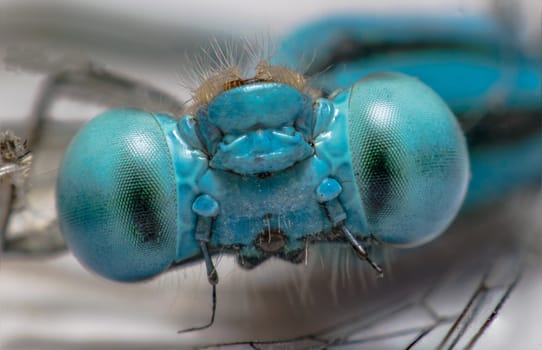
[28,63,185,150]
[316,177,383,276]
[3,64,185,257]
[339,225,383,277]
[0,134,65,256]
[0,131,33,254]
[177,194,220,333]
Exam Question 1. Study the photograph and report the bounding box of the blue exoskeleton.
[54,14,541,290]
[56,67,468,283]
[275,15,542,209]
[0,11,538,340]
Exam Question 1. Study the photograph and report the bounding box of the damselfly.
[1,2,540,349]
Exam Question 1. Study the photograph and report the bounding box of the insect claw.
[340,224,384,277]
[177,284,217,334]
[198,240,219,285]
[354,248,384,278]
[208,268,219,285]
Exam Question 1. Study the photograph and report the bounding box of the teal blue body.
[56,14,540,282]
[57,74,468,282]
[274,14,542,208]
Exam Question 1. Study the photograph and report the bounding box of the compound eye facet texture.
[57,109,178,282]
[346,73,469,246]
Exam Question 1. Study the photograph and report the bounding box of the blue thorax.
[166,82,367,266]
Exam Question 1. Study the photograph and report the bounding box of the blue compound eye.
[345,73,470,246]
[56,109,178,282]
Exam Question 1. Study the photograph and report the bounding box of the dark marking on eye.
[362,146,402,216]
[115,166,166,246]
[129,190,162,243]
